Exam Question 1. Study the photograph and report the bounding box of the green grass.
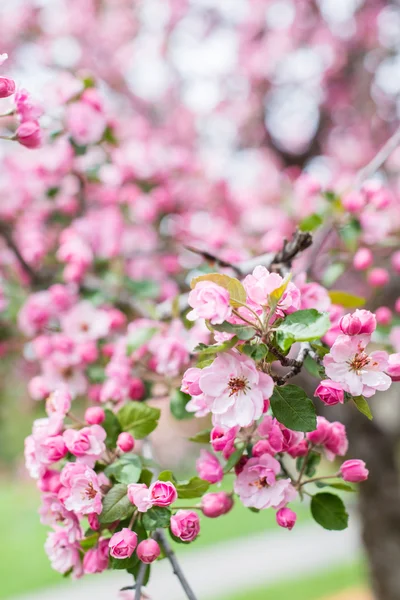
[223,561,366,600]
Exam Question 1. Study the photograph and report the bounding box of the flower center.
[348,351,370,373]
[80,322,89,332]
[228,376,249,396]
[253,476,269,489]
[84,482,97,500]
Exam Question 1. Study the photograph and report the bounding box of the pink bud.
[276,507,297,530]
[235,455,249,475]
[388,354,400,382]
[170,510,200,542]
[314,380,344,406]
[88,514,100,531]
[342,190,365,213]
[391,251,400,274]
[340,459,369,483]
[128,378,146,400]
[201,492,233,518]
[367,268,389,288]
[85,406,106,425]
[136,539,161,564]
[252,440,272,457]
[0,77,15,98]
[375,306,392,326]
[117,432,135,452]
[16,121,42,149]
[353,248,373,271]
[339,314,361,336]
[108,529,138,559]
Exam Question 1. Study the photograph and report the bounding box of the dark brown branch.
[272,343,311,385]
[155,529,198,600]
[184,245,242,276]
[0,222,44,286]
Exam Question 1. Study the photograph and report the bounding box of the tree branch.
[134,561,148,600]
[272,343,311,385]
[155,529,198,600]
[0,222,44,286]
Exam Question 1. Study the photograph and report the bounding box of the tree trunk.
[345,411,400,600]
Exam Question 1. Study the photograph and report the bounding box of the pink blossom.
[388,354,400,381]
[367,268,390,288]
[234,454,296,510]
[201,492,233,518]
[353,248,373,270]
[323,334,391,398]
[181,367,202,396]
[210,426,238,459]
[340,459,369,483]
[196,450,223,484]
[198,351,274,428]
[46,389,71,417]
[375,307,392,326]
[85,406,106,425]
[339,310,376,336]
[149,481,178,507]
[66,101,106,146]
[38,470,62,494]
[257,416,284,454]
[45,529,82,577]
[59,463,102,515]
[63,425,106,467]
[127,483,153,513]
[83,539,110,574]
[39,493,81,542]
[16,121,42,149]
[137,539,161,563]
[295,274,331,311]
[243,266,301,316]
[187,281,232,325]
[15,89,43,122]
[307,417,349,461]
[276,507,297,530]
[117,432,135,453]
[61,301,110,343]
[185,393,211,418]
[108,529,138,559]
[0,77,15,98]
[170,510,200,542]
[314,380,344,406]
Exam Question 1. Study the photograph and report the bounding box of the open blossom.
[211,425,238,458]
[83,539,110,574]
[39,493,82,542]
[307,417,348,461]
[243,266,300,315]
[59,463,102,515]
[187,281,232,325]
[197,351,274,428]
[61,301,110,343]
[181,367,202,396]
[63,425,106,466]
[234,454,296,510]
[196,450,223,484]
[46,389,72,417]
[323,334,391,398]
[127,483,153,512]
[45,529,82,577]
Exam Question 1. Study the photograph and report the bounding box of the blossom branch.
[0,221,44,286]
[273,343,311,385]
[155,529,198,600]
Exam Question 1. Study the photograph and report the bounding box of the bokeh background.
[2,0,400,598]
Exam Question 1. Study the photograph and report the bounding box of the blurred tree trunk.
[344,412,400,600]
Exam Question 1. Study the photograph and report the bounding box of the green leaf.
[196,355,215,369]
[328,291,366,309]
[99,484,134,524]
[104,455,142,485]
[103,409,122,448]
[110,554,139,570]
[157,470,175,483]
[79,535,99,552]
[142,507,171,531]
[310,492,349,531]
[299,213,323,232]
[224,445,245,473]
[190,273,247,307]
[170,390,192,420]
[124,278,160,299]
[270,385,317,432]
[304,355,323,379]
[176,477,210,499]
[139,468,153,487]
[189,429,211,443]
[127,326,158,353]
[242,343,268,361]
[353,396,373,420]
[276,309,331,352]
[322,263,345,287]
[118,403,161,439]
[211,322,256,341]
[339,219,361,251]
[315,482,356,493]
[87,364,106,384]
[194,336,238,355]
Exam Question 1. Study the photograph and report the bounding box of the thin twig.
[0,222,44,285]
[134,561,148,600]
[184,245,242,276]
[155,529,198,600]
[355,124,400,187]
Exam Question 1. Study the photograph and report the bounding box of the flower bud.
[342,191,365,213]
[16,121,42,149]
[137,539,160,564]
[388,354,400,382]
[339,314,361,336]
[340,459,369,483]
[340,309,376,336]
[149,480,177,507]
[108,529,137,559]
[353,248,373,271]
[128,377,145,400]
[367,268,389,288]
[0,77,15,98]
[276,507,297,530]
[88,514,100,531]
[170,510,200,542]
[117,432,135,453]
[196,449,223,484]
[85,406,105,425]
[201,492,233,518]
[375,306,392,326]
[314,380,344,406]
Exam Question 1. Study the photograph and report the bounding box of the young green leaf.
[190,273,247,307]
[118,403,161,439]
[353,396,373,420]
[328,291,366,309]
[142,507,171,531]
[270,384,317,432]
[104,454,142,485]
[189,429,211,443]
[211,321,256,340]
[102,409,122,448]
[170,390,192,420]
[299,213,323,232]
[224,445,245,473]
[276,309,331,352]
[310,492,349,530]
[193,336,238,355]
[176,476,210,499]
